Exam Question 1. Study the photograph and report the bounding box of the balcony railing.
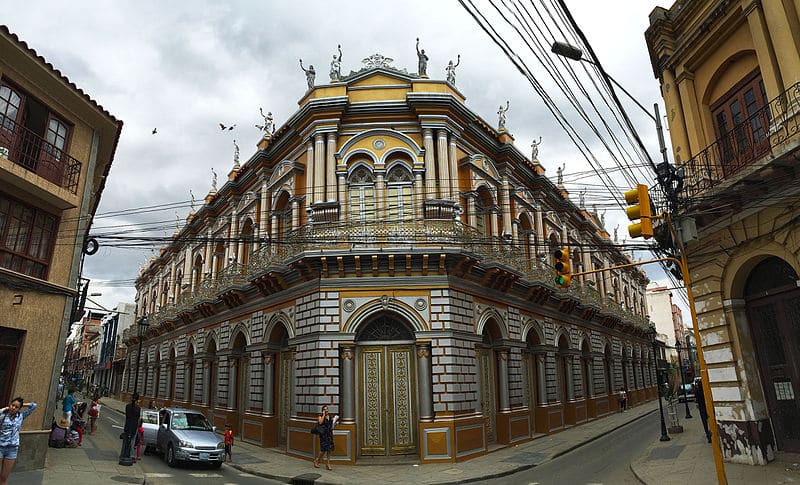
[678,82,800,204]
[142,219,649,333]
[0,116,81,193]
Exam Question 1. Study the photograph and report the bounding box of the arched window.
[348,165,376,223]
[386,165,414,222]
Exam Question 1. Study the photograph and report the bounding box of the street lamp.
[648,325,671,442]
[675,340,693,419]
[119,314,149,466]
[551,40,683,209]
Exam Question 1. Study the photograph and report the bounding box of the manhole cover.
[109,476,142,483]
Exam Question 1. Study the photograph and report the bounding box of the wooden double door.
[357,345,417,456]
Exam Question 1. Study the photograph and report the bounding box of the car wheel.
[211,461,222,469]
[166,444,176,468]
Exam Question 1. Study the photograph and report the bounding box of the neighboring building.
[646,1,800,464]
[0,25,122,469]
[94,302,135,394]
[123,56,655,465]
[645,285,687,363]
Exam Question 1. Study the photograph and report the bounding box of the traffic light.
[553,248,571,288]
[624,184,654,239]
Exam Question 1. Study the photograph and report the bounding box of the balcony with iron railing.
[0,116,81,194]
[136,219,651,336]
[678,81,800,208]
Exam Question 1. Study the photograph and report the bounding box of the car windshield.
[171,412,212,431]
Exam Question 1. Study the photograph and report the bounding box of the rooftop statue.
[256,107,274,135]
[416,38,429,77]
[531,136,542,160]
[330,44,342,82]
[446,55,460,85]
[497,101,510,131]
[299,59,315,90]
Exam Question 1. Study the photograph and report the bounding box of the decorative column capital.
[261,352,275,365]
[340,345,355,361]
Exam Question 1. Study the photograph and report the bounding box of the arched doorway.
[477,319,503,444]
[264,322,291,447]
[524,326,545,433]
[185,344,195,404]
[556,334,571,404]
[744,256,800,452]
[167,346,177,403]
[230,332,249,434]
[205,338,218,408]
[355,313,417,456]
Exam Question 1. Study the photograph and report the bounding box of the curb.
[629,461,648,485]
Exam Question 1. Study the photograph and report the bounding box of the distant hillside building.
[124,54,654,464]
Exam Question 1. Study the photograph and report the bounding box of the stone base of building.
[15,430,49,471]
[717,418,775,465]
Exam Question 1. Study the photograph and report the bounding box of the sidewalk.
[11,392,145,485]
[630,405,800,484]
[102,394,657,484]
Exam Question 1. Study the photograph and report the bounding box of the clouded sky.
[5,0,677,314]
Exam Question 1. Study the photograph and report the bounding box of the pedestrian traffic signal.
[624,184,653,239]
[553,248,572,288]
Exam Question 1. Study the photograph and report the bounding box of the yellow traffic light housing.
[624,184,653,239]
[553,248,572,288]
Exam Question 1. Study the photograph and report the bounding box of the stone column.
[467,194,477,228]
[536,353,547,405]
[414,172,424,220]
[183,246,192,294]
[565,356,574,402]
[202,359,210,406]
[337,173,346,217]
[511,219,519,246]
[448,136,459,201]
[675,73,706,156]
[227,357,238,409]
[314,134,325,204]
[534,207,544,251]
[490,207,499,239]
[260,182,270,242]
[497,349,510,412]
[306,140,315,205]
[582,242,593,286]
[203,230,213,276]
[271,214,279,248]
[165,363,173,401]
[745,1,788,96]
[436,129,450,199]
[340,344,355,423]
[292,198,300,229]
[326,133,337,201]
[500,176,512,238]
[423,129,436,199]
[376,172,386,220]
[231,209,240,264]
[261,352,274,415]
[416,343,433,422]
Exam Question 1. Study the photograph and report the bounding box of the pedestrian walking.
[224,424,234,462]
[694,379,712,443]
[121,393,141,461]
[62,389,75,424]
[88,395,101,435]
[312,405,337,471]
[0,397,38,485]
[618,388,628,412]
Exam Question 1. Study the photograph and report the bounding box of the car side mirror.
[161,423,168,429]
[212,426,216,432]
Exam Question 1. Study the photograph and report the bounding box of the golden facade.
[125,57,655,464]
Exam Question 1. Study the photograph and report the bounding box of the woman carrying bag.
[0,397,38,485]
[312,405,338,471]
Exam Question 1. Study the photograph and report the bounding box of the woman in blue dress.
[0,396,38,485]
[313,405,334,470]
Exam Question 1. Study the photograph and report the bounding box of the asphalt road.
[99,406,282,485]
[486,412,658,484]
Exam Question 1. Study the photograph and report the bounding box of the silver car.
[140,409,159,455]
[155,408,224,468]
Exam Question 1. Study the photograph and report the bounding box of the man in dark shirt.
[118,393,140,465]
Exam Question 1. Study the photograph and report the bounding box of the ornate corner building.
[646,0,800,465]
[123,55,655,464]
[0,25,122,467]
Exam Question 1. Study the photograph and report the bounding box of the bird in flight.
[152,128,157,134]
[219,123,236,131]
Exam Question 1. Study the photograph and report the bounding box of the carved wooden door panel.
[359,345,416,456]
[277,352,291,446]
[477,348,496,443]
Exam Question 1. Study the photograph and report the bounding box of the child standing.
[135,418,144,460]
[224,424,234,462]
